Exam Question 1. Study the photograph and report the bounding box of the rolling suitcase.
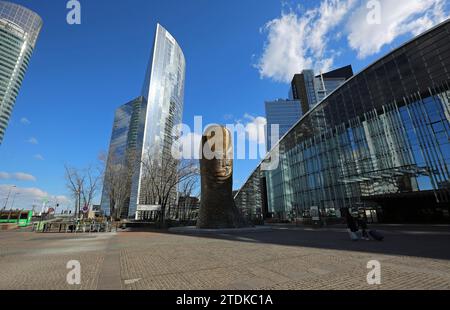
[348,229,359,241]
[369,230,384,241]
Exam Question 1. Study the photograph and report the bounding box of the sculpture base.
[196,203,249,229]
[168,226,272,235]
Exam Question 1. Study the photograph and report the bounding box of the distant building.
[314,65,354,103]
[291,65,353,114]
[291,70,318,115]
[0,1,42,144]
[266,66,353,151]
[135,205,161,221]
[265,99,302,151]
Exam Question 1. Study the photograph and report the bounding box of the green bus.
[0,210,33,227]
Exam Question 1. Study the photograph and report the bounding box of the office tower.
[101,24,185,219]
[0,1,42,144]
[315,65,353,102]
[291,65,353,114]
[100,97,145,218]
[291,70,318,115]
[236,20,450,223]
[265,65,353,151]
[265,99,302,151]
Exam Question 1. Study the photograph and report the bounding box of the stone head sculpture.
[197,125,247,229]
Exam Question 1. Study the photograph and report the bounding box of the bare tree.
[102,150,135,220]
[177,175,199,221]
[65,164,101,219]
[141,152,199,226]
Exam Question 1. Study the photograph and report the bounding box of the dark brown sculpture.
[197,125,248,229]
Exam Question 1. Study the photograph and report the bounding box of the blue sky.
[0,0,448,210]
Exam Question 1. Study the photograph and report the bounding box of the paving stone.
[0,226,449,290]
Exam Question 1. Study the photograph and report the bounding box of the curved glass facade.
[0,1,42,144]
[235,19,450,223]
[129,24,186,218]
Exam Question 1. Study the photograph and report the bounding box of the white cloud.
[14,173,37,182]
[20,117,30,125]
[34,154,45,161]
[256,0,449,82]
[256,0,357,83]
[347,0,448,59]
[0,184,70,210]
[27,137,39,145]
[238,113,267,145]
[0,172,36,182]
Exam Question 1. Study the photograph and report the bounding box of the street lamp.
[76,189,81,220]
[10,192,20,210]
[2,185,16,210]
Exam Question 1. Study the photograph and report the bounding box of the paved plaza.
[0,225,449,290]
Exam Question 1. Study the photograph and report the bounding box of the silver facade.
[102,24,185,219]
[0,1,42,144]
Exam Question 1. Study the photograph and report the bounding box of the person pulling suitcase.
[368,229,384,241]
[345,209,360,241]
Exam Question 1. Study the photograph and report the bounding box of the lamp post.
[78,190,81,220]
[74,190,79,220]
[2,185,16,210]
[10,192,20,210]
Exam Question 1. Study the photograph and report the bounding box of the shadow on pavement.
[156,224,450,261]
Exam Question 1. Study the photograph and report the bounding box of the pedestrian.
[357,214,370,240]
[345,209,359,241]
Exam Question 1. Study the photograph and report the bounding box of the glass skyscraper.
[314,65,354,103]
[291,65,353,115]
[101,24,185,219]
[265,99,302,151]
[266,66,353,151]
[0,1,42,144]
[100,97,145,218]
[236,20,450,224]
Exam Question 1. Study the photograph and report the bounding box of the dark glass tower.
[100,97,145,218]
[291,65,353,115]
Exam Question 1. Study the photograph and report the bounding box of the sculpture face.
[201,126,233,183]
[205,158,232,183]
[197,125,248,229]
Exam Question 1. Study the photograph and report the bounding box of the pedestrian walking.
[357,215,370,240]
[345,209,359,241]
